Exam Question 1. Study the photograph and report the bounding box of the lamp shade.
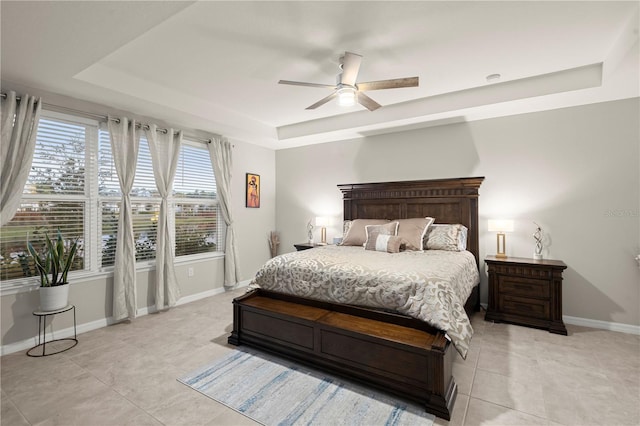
[488,219,514,232]
[315,216,329,227]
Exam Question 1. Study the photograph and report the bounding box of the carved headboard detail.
[338,177,484,265]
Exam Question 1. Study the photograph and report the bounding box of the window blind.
[1,111,223,287]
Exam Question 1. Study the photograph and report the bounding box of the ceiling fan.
[278,51,419,111]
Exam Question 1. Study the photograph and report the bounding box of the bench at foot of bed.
[228,288,457,420]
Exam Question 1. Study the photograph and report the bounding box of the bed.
[228,176,484,420]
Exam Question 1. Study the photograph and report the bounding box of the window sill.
[0,252,225,297]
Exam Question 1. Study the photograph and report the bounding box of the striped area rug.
[178,348,435,426]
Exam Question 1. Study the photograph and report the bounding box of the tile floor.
[1,288,639,425]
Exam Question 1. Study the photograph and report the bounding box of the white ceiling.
[2,1,638,149]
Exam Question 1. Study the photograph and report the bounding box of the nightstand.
[485,255,568,335]
[293,243,325,251]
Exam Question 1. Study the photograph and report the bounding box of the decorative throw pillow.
[391,217,435,251]
[363,222,399,248]
[364,234,405,253]
[337,220,353,245]
[342,220,352,238]
[424,224,468,251]
[341,219,390,246]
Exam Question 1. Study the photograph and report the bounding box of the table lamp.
[315,216,328,245]
[488,219,514,258]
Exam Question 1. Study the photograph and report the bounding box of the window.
[98,132,161,266]
[174,144,219,256]
[0,112,222,287]
[1,116,91,282]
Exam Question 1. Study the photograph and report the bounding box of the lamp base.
[533,253,543,260]
[495,233,507,258]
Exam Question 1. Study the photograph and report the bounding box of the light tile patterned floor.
[1,288,639,426]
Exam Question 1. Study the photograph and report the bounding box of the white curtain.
[108,117,140,321]
[208,137,240,287]
[1,91,42,226]
[145,124,182,310]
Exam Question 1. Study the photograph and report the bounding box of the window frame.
[0,109,224,293]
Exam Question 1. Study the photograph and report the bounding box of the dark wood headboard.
[338,177,484,265]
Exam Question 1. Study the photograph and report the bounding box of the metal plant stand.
[27,304,78,357]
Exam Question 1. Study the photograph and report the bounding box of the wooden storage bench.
[228,288,457,420]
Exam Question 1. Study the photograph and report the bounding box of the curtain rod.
[1,92,214,144]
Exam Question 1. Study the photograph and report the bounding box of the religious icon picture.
[246,173,260,208]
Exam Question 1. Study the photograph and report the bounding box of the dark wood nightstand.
[485,255,568,335]
[293,242,325,251]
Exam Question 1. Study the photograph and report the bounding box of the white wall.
[276,99,640,327]
[230,138,277,280]
[0,84,276,351]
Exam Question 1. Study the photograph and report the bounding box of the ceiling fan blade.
[357,77,419,91]
[306,91,338,110]
[357,92,382,111]
[278,80,336,89]
[340,52,362,86]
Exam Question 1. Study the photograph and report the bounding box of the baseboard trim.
[1,282,251,356]
[563,315,640,335]
[1,316,114,356]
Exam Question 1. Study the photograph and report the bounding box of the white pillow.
[364,234,405,253]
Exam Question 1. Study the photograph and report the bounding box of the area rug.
[178,347,435,426]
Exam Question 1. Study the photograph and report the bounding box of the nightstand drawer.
[498,295,550,320]
[497,276,549,299]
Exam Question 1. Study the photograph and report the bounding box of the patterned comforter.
[249,245,480,358]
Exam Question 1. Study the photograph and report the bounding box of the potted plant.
[27,230,79,311]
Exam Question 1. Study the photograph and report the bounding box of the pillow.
[342,220,352,238]
[341,219,390,246]
[424,224,468,251]
[364,234,405,253]
[331,220,352,245]
[392,217,435,251]
[363,222,399,247]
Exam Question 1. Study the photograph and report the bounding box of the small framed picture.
[246,173,260,208]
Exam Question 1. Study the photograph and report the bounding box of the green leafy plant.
[27,230,79,287]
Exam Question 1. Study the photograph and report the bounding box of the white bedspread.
[249,245,480,358]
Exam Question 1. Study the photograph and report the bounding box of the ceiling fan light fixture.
[279,51,418,111]
[337,87,356,106]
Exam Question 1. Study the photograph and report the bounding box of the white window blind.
[1,116,90,282]
[174,143,220,256]
[98,132,160,266]
[174,144,217,199]
[100,201,159,266]
[1,111,223,288]
[26,118,86,196]
[98,132,158,198]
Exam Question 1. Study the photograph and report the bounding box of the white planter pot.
[39,284,70,311]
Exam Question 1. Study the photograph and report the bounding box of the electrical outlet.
[188,267,194,277]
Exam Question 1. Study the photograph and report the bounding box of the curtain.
[208,137,240,287]
[1,91,42,226]
[108,117,140,321]
[145,124,182,310]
